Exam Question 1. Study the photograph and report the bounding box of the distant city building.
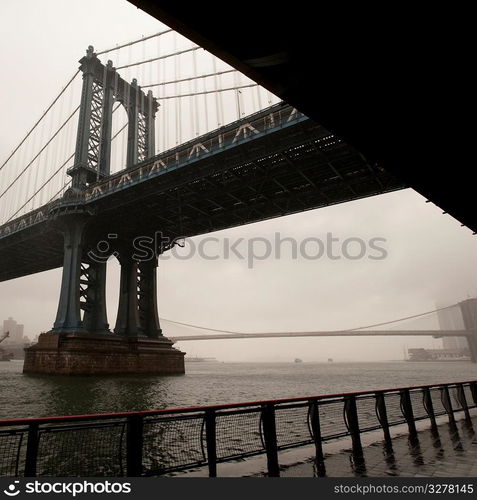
[407,347,470,362]
[436,303,468,350]
[2,317,27,344]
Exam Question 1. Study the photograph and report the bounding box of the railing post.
[308,400,326,474]
[205,409,217,477]
[24,422,39,477]
[457,384,471,422]
[261,403,280,477]
[470,382,477,405]
[400,389,417,438]
[423,388,438,433]
[126,415,144,477]
[441,386,456,425]
[375,392,392,446]
[344,395,363,457]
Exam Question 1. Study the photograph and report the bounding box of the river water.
[1,360,477,420]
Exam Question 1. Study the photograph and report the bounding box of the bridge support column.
[115,257,143,337]
[52,215,89,332]
[81,258,110,334]
[466,336,477,363]
[137,258,163,339]
[115,255,172,342]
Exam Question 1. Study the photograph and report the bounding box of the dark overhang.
[127,2,474,233]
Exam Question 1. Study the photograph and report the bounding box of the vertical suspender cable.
[54,82,65,200]
[255,83,263,111]
[267,90,273,105]
[65,75,76,186]
[31,104,47,211]
[43,90,54,204]
[202,53,209,134]
[124,75,130,170]
[158,35,166,153]
[174,35,180,145]
[188,63,194,139]
[0,71,79,174]
[193,50,199,136]
[212,57,223,127]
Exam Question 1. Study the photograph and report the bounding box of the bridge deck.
[170,330,474,342]
[0,103,404,282]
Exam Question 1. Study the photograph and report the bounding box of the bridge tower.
[69,45,157,187]
[458,298,477,363]
[23,47,184,375]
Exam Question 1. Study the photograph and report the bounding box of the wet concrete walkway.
[281,415,477,477]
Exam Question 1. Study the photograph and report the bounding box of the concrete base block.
[23,331,185,375]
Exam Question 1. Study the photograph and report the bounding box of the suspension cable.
[96,28,173,55]
[157,84,258,100]
[111,123,128,141]
[142,69,237,89]
[0,106,80,201]
[0,70,80,174]
[111,103,128,142]
[350,304,457,331]
[116,46,201,70]
[6,152,75,223]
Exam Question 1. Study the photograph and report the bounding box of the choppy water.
[1,360,477,420]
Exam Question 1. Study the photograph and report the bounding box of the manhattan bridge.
[0,30,475,373]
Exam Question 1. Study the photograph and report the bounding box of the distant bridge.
[166,300,477,363]
[170,329,475,342]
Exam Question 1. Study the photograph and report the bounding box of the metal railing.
[1,380,476,477]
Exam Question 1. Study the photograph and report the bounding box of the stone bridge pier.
[23,211,184,375]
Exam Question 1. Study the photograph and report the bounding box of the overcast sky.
[1,0,476,362]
